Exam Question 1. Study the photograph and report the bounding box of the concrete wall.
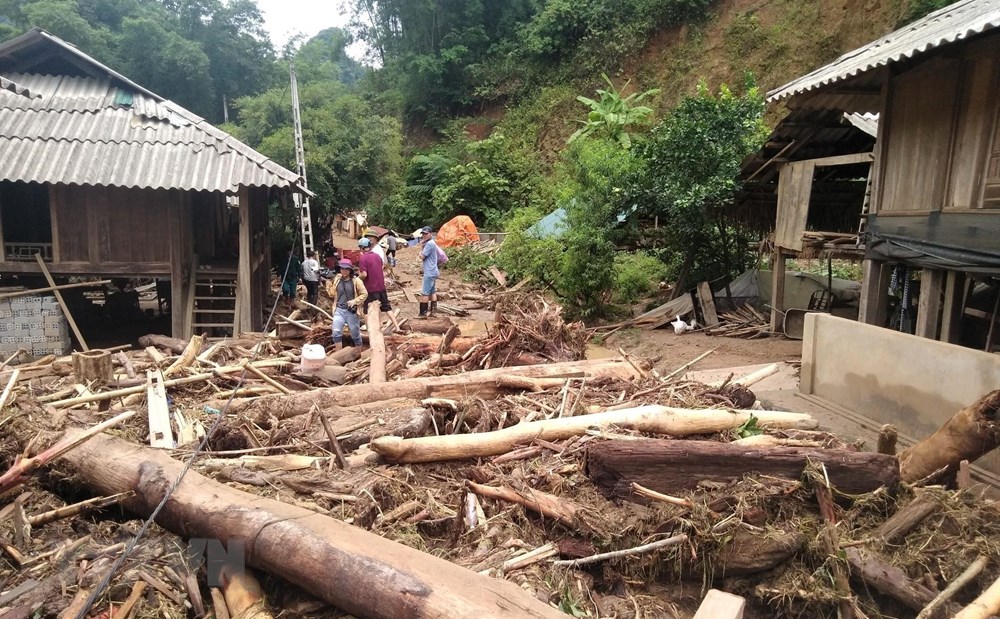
[0,294,71,360]
[801,313,1000,473]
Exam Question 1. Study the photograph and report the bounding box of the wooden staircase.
[191,270,237,337]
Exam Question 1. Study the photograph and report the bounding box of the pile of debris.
[2,297,1000,619]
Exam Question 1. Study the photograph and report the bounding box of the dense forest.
[0,0,952,317]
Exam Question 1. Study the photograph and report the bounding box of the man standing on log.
[301,249,320,305]
[326,259,367,349]
[419,226,439,318]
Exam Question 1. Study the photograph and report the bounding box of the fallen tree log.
[137,334,188,355]
[367,306,387,384]
[876,493,941,544]
[231,359,640,421]
[45,429,564,619]
[466,481,595,531]
[402,317,459,335]
[898,390,1000,483]
[713,526,805,576]
[386,335,478,356]
[370,406,817,464]
[844,547,937,611]
[586,439,899,497]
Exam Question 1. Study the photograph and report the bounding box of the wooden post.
[915,268,944,339]
[770,249,786,332]
[941,271,968,343]
[859,259,889,327]
[236,187,253,334]
[34,254,89,351]
[169,191,194,339]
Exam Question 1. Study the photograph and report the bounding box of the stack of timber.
[704,305,771,339]
[3,289,1000,618]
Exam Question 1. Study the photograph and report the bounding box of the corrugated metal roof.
[769,0,1000,102]
[0,32,307,194]
[0,74,38,98]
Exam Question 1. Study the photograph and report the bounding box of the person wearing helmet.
[325,259,367,349]
[418,226,439,317]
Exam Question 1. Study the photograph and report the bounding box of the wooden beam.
[770,249,787,332]
[859,259,889,327]
[0,280,112,301]
[915,268,944,339]
[236,187,252,334]
[0,262,171,276]
[804,151,874,168]
[34,253,88,351]
[169,190,194,339]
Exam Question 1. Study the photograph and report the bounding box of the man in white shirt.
[365,231,387,266]
[301,249,321,305]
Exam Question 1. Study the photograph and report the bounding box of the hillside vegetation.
[0,0,948,316]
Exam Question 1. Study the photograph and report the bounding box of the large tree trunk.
[384,335,546,366]
[586,439,899,497]
[49,430,564,619]
[370,406,818,464]
[898,390,1000,483]
[402,317,458,335]
[232,359,639,422]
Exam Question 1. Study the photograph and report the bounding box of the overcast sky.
[255,0,367,59]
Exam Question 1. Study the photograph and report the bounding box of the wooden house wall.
[47,185,173,273]
[876,34,1000,214]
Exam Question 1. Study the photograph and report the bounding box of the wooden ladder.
[191,274,237,337]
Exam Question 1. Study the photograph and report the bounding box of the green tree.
[638,75,768,292]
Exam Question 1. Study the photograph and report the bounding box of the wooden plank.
[802,151,874,168]
[643,294,695,330]
[696,282,719,327]
[48,184,60,262]
[770,250,787,332]
[34,253,89,351]
[0,261,171,275]
[941,271,967,344]
[693,589,745,619]
[146,370,173,448]
[403,288,419,304]
[915,268,944,339]
[489,266,507,287]
[859,259,889,327]
[946,54,996,208]
[774,161,815,251]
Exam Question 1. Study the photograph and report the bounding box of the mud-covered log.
[714,526,805,576]
[876,494,941,544]
[46,429,564,619]
[899,390,1000,483]
[137,334,189,355]
[587,439,899,497]
[844,547,936,611]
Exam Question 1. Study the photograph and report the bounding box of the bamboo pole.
[50,360,288,408]
[35,253,89,351]
[954,568,1000,619]
[371,405,817,463]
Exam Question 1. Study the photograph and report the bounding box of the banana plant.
[568,73,660,149]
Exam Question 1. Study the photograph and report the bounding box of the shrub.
[613,252,669,304]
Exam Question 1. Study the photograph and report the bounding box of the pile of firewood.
[704,305,770,339]
[3,307,1000,618]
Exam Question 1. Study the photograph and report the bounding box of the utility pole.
[289,63,314,256]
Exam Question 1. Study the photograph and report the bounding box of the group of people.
[279,225,442,350]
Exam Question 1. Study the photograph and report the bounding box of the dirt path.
[607,328,802,375]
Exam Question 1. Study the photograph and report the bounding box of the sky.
[254,0,367,59]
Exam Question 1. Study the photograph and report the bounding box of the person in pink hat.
[325,259,367,349]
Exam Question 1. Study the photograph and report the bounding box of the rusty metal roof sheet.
[769,0,1000,102]
[0,32,306,194]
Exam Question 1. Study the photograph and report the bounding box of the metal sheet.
[769,0,1000,102]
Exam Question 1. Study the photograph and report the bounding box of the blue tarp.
[527,208,567,239]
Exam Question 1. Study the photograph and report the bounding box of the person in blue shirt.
[418,226,439,317]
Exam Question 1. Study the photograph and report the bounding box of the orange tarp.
[435,215,480,249]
